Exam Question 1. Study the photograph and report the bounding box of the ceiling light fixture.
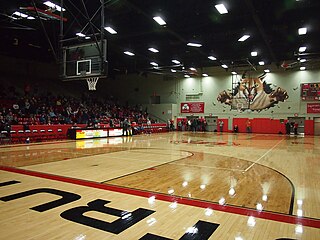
[221,64,228,69]
[150,62,158,66]
[187,43,202,47]
[299,46,307,52]
[104,27,117,34]
[76,32,86,37]
[184,75,190,78]
[300,59,306,63]
[171,69,177,73]
[153,16,166,25]
[172,60,180,64]
[202,73,208,77]
[231,71,237,75]
[300,66,306,71]
[298,27,307,35]
[189,67,196,71]
[43,1,65,12]
[208,56,217,60]
[251,51,258,56]
[259,61,265,65]
[13,11,29,18]
[215,4,228,14]
[264,69,270,73]
[238,35,250,42]
[148,48,159,53]
[124,51,135,56]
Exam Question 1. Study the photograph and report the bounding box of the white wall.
[143,104,177,123]
[98,65,320,121]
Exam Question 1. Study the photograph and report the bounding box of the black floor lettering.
[60,199,155,234]
[139,233,173,240]
[0,180,20,187]
[140,220,219,240]
[0,188,81,212]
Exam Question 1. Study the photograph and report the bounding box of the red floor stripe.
[0,140,72,148]
[1,165,319,229]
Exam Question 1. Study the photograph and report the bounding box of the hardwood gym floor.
[0,132,319,239]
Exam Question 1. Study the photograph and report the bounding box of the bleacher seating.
[0,122,168,145]
[0,90,168,145]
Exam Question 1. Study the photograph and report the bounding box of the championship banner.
[181,102,204,113]
[307,103,320,113]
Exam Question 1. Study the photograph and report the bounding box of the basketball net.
[86,77,99,91]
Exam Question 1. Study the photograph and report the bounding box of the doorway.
[314,118,320,136]
[205,116,218,132]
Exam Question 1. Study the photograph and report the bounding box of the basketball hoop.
[86,77,99,91]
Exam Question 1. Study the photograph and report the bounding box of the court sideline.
[0,132,319,239]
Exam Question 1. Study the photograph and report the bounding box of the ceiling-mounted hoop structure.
[58,0,107,81]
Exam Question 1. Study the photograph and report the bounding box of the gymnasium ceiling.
[1,0,320,76]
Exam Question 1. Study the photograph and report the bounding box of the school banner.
[307,103,320,113]
[181,102,204,113]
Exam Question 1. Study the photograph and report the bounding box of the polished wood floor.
[0,132,319,239]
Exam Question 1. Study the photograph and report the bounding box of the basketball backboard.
[60,40,107,81]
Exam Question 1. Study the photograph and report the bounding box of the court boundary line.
[1,165,319,229]
[102,149,295,216]
[0,140,74,148]
[244,138,285,172]
[169,162,244,171]
[1,145,296,216]
[101,151,194,183]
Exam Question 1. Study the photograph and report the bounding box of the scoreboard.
[301,83,320,101]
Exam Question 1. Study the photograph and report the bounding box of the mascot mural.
[217,72,289,111]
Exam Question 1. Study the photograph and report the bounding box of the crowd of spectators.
[0,84,155,133]
[176,117,207,132]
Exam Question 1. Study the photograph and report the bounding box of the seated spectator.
[23,123,30,131]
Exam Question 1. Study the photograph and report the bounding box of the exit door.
[205,116,218,132]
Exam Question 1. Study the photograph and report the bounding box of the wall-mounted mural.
[217,72,289,111]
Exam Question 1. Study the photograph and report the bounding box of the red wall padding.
[232,118,313,135]
[304,120,314,135]
[11,119,315,136]
[233,118,248,133]
[217,119,228,132]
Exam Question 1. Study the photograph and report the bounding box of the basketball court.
[1,1,320,239]
[1,132,319,239]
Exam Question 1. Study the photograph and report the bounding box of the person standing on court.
[219,120,224,132]
[294,122,298,135]
[233,124,239,133]
[285,121,291,135]
[122,118,129,136]
[246,119,252,133]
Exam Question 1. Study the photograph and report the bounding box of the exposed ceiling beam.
[244,0,277,63]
